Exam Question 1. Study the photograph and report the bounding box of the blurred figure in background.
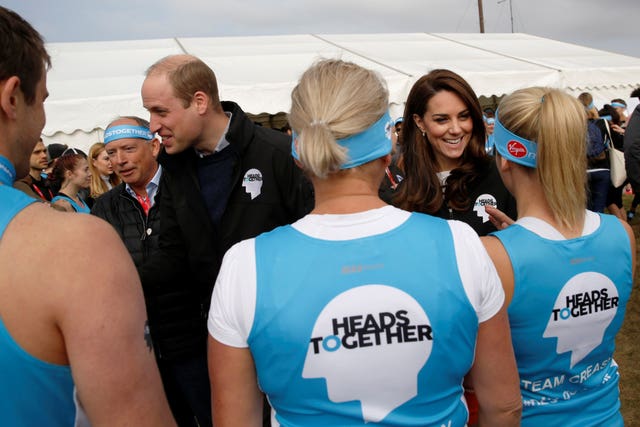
[13,138,53,201]
[379,116,405,203]
[610,98,628,128]
[578,92,610,213]
[598,105,627,221]
[624,89,640,220]
[88,141,120,200]
[49,153,92,213]
[483,107,496,154]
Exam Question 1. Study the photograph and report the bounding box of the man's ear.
[192,91,209,115]
[0,76,22,120]
[150,137,161,158]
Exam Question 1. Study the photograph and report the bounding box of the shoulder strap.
[0,185,37,239]
[601,118,613,149]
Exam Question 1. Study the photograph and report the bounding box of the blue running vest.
[51,194,90,213]
[493,214,632,427]
[250,213,478,426]
[0,185,76,426]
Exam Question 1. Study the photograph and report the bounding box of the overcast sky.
[5,0,640,58]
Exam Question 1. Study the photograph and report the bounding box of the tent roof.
[43,32,640,138]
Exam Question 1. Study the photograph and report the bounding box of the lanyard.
[385,167,398,190]
[135,193,151,215]
[32,183,53,201]
[0,155,16,186]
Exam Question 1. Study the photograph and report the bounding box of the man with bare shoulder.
[0,6,176,426]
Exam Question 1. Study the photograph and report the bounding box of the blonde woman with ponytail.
[207,59,521,427]
[483,87,635,427]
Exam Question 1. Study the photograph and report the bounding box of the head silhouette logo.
[543,272,619,368]
[242,168,263,199]
[473,193,497,223]
[302,285,433,423]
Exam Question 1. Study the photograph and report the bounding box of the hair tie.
[310,119,326,126]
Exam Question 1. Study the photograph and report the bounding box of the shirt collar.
[125,165,162,206]
[195,111,232,158]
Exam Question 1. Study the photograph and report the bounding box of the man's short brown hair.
[0,6,51,104]
[146,55,219,108]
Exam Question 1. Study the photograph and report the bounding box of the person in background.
[624,90,640,220]
[611,98,628,128]
[88,141,120,200]
[379,116,404,203]
[598,105,627,221]
[14,137,53,201]
[394,69,516,237]
[140,54,312,427]
[483,86,634,426]
[208,58,521,427]
[0,6,176,426]
[45,142,68,171]
[483,107,496,154]
[578,92,610,213]
[394,116,404,147]
[280,122,292,136]
[49,152,92,213]
[92,116,197,426]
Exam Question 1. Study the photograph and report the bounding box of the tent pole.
[478,0,485,33]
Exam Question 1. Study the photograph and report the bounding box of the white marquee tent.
[43,32,640,151]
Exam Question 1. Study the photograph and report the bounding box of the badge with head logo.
[242,168,263,200]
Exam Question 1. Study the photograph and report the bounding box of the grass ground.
[615,194,638,425]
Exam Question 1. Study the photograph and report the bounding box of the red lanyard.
[32,183,53,201]
[135,193,151,215]
[385,167,398,190]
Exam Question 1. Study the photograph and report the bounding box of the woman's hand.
[485,205,515,230]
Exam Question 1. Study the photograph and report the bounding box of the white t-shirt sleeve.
[207,239,257,348]
[449,221,505,323]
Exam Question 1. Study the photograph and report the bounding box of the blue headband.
[493,114,538,168]
[611,102,626,109]
[394,117,404,125]
[104,125,154,144]
[292,111,393,170]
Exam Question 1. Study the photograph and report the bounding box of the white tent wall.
[42,33,640,153]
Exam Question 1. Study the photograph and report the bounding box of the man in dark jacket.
[140,55,312,427]
[14,138,53,201]
[92,116,199,426]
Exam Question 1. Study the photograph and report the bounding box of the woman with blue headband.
[483,87,635,427]
[207,59,520,427]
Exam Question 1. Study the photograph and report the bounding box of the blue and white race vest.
[493,214,632,427]
[250,213,478,426]
[0,184,76,426]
